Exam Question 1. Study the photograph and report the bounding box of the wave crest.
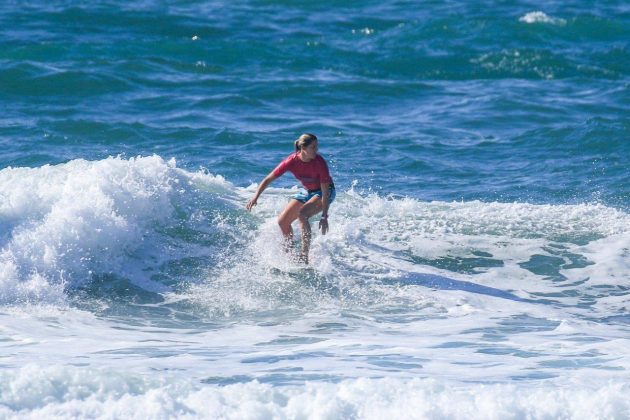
[519,11,567,25]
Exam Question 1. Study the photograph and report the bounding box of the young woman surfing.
[246,133,335,265]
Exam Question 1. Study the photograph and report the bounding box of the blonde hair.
[294,133,318,152]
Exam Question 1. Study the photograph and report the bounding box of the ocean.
[1,1,629,418]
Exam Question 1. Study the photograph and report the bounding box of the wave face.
[4,156,628,313]
[0,156,246,303]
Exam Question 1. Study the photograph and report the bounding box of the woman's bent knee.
[278,217,290,230]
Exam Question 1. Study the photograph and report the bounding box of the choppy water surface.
[1,1,629,418]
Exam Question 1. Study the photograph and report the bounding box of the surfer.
[246,133,335,264]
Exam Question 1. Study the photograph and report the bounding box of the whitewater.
[1,155,629,418]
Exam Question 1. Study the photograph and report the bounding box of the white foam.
[0,155,233,304]
[0,365,628,419]
[519,11,566,25]
[183,181,630,325]
[317,194,630,290]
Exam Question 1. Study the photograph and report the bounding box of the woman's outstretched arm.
[246,172,278,211]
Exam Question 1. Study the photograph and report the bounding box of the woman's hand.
[319,217,329,235]
[246,196,258,211]
[246,173,276,212]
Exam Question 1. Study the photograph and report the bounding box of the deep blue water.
[1,0,628,204]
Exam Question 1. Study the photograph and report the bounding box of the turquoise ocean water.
[1,1,629,418]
